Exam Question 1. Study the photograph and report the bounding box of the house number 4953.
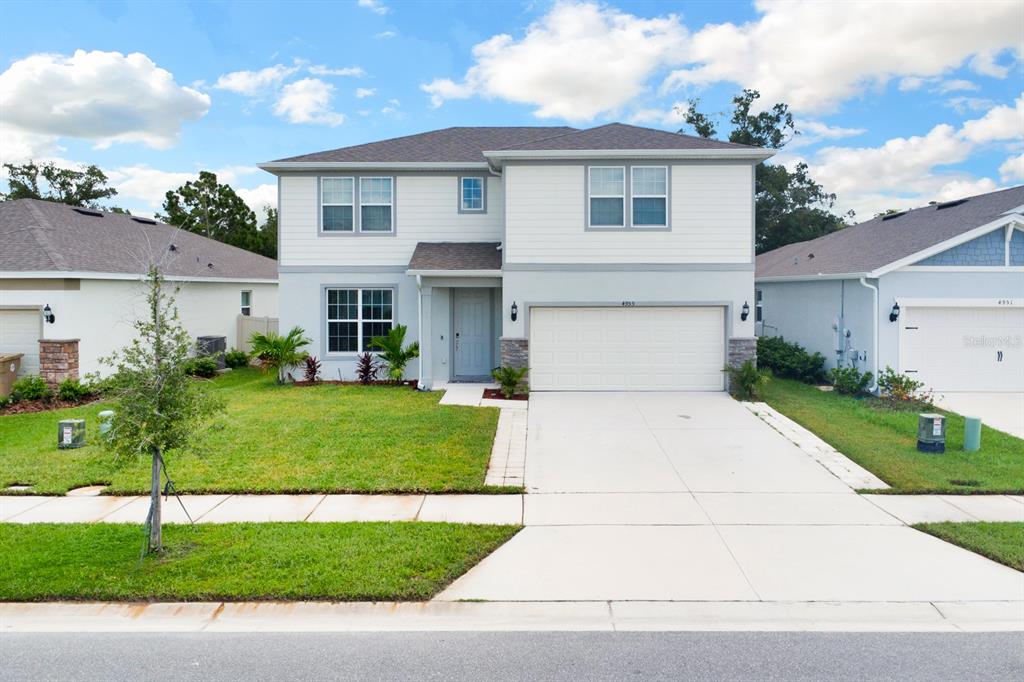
[622,301,637,307]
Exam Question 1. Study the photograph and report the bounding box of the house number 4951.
[622,301,637,307]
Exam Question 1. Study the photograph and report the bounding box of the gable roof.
[0,199,278,281]
[756,185,1024,280]
[407,242,502,273]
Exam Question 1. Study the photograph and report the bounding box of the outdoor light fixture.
[42,304,55,324]
[740,301,750,321]
[511,301,518,322]
[889,302,900,322]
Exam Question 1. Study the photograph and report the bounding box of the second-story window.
[460,177,485,212]
[631,167,667,226]
[588,166,625,228]
[321,177,354,232]
[360,177,394,232]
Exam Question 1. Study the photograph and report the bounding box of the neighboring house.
[0,199,278,380]
[259,123,771,391]
[755,186,1024,392]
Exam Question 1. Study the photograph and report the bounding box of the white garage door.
[900,306,1024,391]
[0,308,41,377]
[529,306,725,391]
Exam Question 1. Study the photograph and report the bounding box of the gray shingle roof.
[407,242,502,271]
[0,199,278,280]
[756,185,1024,279]
[493,123,755,151]
[274,126,576,163]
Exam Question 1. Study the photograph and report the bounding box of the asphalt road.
[2,632,1022,681]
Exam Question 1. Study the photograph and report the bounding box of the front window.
[359,177,393,232]
[326,288,393,352]
[631,166,667,226]
[321,177,354,232]
[460,177,484,211]
[588,166,625,227]
[240,290,252,316]
[755,289,763,323]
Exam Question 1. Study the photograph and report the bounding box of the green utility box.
[57,419,86,449]
[917,413,946,453]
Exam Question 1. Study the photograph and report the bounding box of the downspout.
[858,277,879,392]
[416,274,424,390]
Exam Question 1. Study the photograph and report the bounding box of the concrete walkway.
[935,391,1024,439]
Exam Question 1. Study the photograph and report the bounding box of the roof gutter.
[405,269,502,278]
[0,271,278,284]
[755,273,870,283]
[858,277,879,393]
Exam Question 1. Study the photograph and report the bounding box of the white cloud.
[236,183,278,216]
[358,0,389,15]
[786,120,866,149]
[375,30,396,39]
[0,49,209,151]
[105,165,263,211]
[626,103,687,127]
[998,152,1024,182]
[959,95,1024,143]
[213,64,300,96]
[936,79,979,94]
[422,1,688,121]
[273,78,345,126]
[898,76,978,94]
[945,96,998,114]
[663,0,1022,114]
[355,87,376,99]
[308,64,365,77]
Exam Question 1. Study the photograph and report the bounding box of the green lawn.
[0,369,503,495]
[0,522,518,601]
[760,379,1024,494]
[914,522,1024,573]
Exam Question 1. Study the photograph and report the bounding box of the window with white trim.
[755,289,763,323]
[460,177,485,211]
[588,166,625,227]
[631,166,667,226]
[240,290,252,317]
[321,177,354,232]
[359,177,393,232]
[326,288,393,353]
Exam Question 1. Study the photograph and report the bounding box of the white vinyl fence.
[237,315,279,352]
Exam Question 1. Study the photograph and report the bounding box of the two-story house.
[259,123,772,391]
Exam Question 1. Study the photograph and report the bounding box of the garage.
[529,306,725,391]
[900,305,1024,392]
[0,307,41,377]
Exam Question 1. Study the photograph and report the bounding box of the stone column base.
[39,339,80,387]
[726,337,758,393]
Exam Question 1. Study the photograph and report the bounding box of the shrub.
[830,366,873,395]
[370,325,420,382]
[878,366,932,405]
[81,372,114,396]
[0,395,9,409]
[303,355,322,382]
[724,360,771,400]
[224,348,249,369]
[757,336,827,383]
[10,375,52,402]
[250,326,312,384]
[183,356,219,378]
[355,352,381,385]
[57,378,93,402]
[492,366,529,399]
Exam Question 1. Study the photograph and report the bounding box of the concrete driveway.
[936,392,1024,439]
[439,392,1024,603]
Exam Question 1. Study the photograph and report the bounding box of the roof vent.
[881,211,907,221]
[72,208,103,218]
[807,253,815,259]
[131,216,157,225]
[168,244,177,252]
[935,198,968,210]
[207,262,214,269]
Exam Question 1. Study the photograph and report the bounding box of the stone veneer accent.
[39,339,80,387]
[726,337,757,392]
[499,337,529,376]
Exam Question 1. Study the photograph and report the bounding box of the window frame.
[587,165,626,229]
[324,286,395,355]
[358,176,394,233]
[240,290,252,317]
[755,289,763,323]
[630,165,668,227]
[458,176,487,213]
[320,176,355,233]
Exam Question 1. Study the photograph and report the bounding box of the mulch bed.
[0,396,102,416]
[482,388,528,401]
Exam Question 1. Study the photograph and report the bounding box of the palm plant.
[249,326,312,384]
[370,324,419,382]
[492,366,529,399]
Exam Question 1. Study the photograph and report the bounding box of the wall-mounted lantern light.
[740,301,750,321]
[889,302,900,323]
[510,301,518,322]
[42,304,55,324]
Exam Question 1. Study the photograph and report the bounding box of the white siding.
[504,163,753,264]
[279,174,504,266]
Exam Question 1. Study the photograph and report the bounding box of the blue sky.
[1,0,1021,219]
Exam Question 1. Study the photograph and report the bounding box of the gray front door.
[453,288,492,378]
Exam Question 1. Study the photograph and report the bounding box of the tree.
[370,325,420,382]
[678,90,851,253]
[249,326,312,383]
[256,206,278,259]
[1,161,118,207]
[102,268,223,553]
[160,171,262,255]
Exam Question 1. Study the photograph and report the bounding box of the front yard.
[0,369,503,495]
[914,522,1024,573]
[0,522,518,601]
[761,379,1024,494]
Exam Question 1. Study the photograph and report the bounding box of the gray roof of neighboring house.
[407,242,502,271]
[270,123,754,164]
[756,185,1024,279]
[0,198,278,280]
